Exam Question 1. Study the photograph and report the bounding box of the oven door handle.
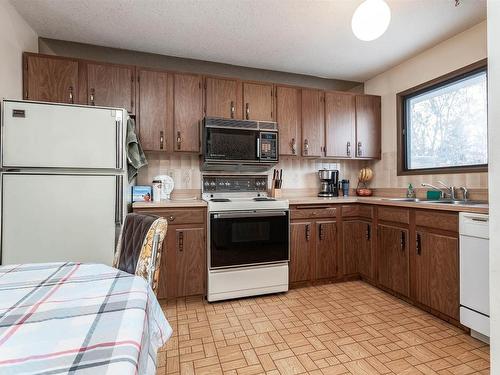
[212,211,287,219]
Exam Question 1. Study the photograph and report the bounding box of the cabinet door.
[24,54,79,104]
[175,227,206,297]
[276,86,301,156]
[174,73,203,152]
[301,89,325,157]
[316,221,337,279]
[205,77,241,119]
[378,224,409,297]
[325,92,355,158]
[359,221,373,279]
[137,69,172,151]
[416,231,459,320]
[355,95,381,159]
[87,63,135,114]
[242,82,274,121]
[290,222,312,282]
[342,221,361,275]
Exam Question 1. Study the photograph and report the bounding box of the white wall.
[364,21,487,190]
[488,1,500,372]
[0,0,37,100]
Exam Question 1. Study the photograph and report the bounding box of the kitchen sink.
[381,197,424,202]
[423,199,486,205]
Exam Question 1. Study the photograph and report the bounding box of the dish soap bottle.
[406,183,416,198]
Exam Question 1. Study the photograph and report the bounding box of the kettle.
[153,175,174,201]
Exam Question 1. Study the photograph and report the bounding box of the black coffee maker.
[318,169,339,197]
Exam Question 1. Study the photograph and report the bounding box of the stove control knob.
[210,181,216,187]
[225,181,230,187]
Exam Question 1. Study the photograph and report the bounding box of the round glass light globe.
[351,0,391,41]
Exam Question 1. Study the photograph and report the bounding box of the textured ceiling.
[10,0,486,82]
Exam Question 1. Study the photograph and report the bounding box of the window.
[398,60,488,174]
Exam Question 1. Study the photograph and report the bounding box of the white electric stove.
[202,175,290,302]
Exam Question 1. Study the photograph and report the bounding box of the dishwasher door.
[459,212,489,337]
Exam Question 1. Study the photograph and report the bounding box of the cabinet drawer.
[291,206,337,219]
[416,210,458,233]
[378,207,409,224]
[342,204,373,218]
[135,208,205,225]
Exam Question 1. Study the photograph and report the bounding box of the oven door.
[204,127,259,162]
[209,210,289,269]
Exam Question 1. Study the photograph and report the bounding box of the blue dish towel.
[126,117,147,182]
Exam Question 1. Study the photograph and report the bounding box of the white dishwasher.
[459,212,489,343]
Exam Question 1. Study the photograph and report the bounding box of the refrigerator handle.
[115,176,124,226]
[116,119,124,170]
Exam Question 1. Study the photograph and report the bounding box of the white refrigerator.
[0,100,128,265]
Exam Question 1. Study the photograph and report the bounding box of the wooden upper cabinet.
[242,82,274,121]
[276,86,301,156]
[355,94,381,159]
[23,54,79,104]
[415,230,459,320]
[137,69,172,152]
[315,220,337,279]
[205,77,241,119]
[86,62,135,114]
[301,89,325,157]
[173,73,203,153]
[325,92,355,158]
[290,222,312,282]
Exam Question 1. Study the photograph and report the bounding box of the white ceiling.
[10,0,486,82]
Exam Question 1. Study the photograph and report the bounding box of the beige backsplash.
[137,153,369,192]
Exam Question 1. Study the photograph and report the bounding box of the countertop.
[133,200,207,209]
[288,196,489,214]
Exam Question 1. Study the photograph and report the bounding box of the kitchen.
[0,0,499,374]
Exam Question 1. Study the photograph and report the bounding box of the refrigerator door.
[1,173,124,265]
[1,100,125,170]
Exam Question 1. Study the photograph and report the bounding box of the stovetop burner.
[253,197,276,201]
[210,198,231,202]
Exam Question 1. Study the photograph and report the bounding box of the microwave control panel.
[259,132,278,161]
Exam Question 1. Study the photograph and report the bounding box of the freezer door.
[1,173,123,265]
[2,101,124,170]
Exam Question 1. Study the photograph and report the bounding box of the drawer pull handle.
[168,215,175,222]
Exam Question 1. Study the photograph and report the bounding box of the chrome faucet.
[421,181,457,200]
[458,186,469,201]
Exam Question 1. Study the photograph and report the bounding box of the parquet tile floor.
[156,281,490,375]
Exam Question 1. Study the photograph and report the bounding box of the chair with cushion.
[113,213,168,294]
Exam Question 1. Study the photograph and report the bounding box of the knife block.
[271,186,282,198]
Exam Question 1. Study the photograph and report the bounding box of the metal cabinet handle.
[400,231,406,251]
[319,223,324,240]
[178,231,184,252]
[89,88,95,106]
[416,233,421,255]
[230,101,235,118]
[303,139,309,156]
[291,138,297,155]
[176,131,182,150]
[160,131,164,150]
[357,141,362,157]
[347,141,351,157]
[305,224,311,241]
[68,86,74,104]
[245,103,250,120]
[168,215,175,222]
[366,224,371,240]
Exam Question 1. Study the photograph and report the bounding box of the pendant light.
[351,0,391,41]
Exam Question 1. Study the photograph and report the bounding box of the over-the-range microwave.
[201,117,279,171]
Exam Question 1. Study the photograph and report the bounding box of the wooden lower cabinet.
[315,221,337,279]
[414,229,459,320]
[343,220,373,279]
[378,224,410,297]
[134,208,206,299]
[290,222,312,282]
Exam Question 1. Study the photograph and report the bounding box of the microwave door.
[205,128,258,162]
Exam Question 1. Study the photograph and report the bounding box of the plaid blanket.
[0,262,172,374]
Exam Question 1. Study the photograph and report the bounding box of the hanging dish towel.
[127,117,148,182]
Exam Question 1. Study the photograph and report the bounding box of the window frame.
[397,58,488,176]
